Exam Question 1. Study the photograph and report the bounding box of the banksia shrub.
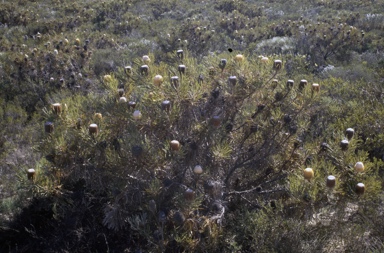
[1,2,384,251]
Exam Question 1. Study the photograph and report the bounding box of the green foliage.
[0,0,384,252]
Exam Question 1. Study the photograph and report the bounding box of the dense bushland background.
[0,0,384,252]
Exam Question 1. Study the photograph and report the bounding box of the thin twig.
[225,187,287,196]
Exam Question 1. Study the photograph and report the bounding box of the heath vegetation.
[0,0,384,252]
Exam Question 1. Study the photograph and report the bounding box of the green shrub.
[0,0,384,252]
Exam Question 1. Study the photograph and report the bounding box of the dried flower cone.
[273,60,282,70]
[208,66,215,76]
[173,211,185,226]
[27,168,35,180]
[204,180,222,199]
[340,140,349,151]
[211,116,221,127]
[176,49,184,59]
[219,59,227,70]
[346,128,354,140]
[184,188,195,201]
[170,140,180,151]
[119,97,127,103]
[228,76,237,86]
[133,110,142,120]
[356,183,365,195]
[161,100,171,112]
[140,65,149,75]
[124,66,132,75]
[117,88,125,97]
[142,55,151,64]
[234,54,244,62]
[261,56,269,63]
[312,83,320,92]
[299,79,308,91]
[326,175,336,188]
[153,75,164,86]
[128,101,136,109]
[287,79,294,89]
[171,76,179,88]
[103,75,112,83]
[304,168,314,181]
[94,113,102,120]
[45,122,54,133]
[89,124,98,135]
[354,162,365,172]
[178,65,186,75]
[271,79,279,89]
[193,165,203,175]
[52,103,62,114]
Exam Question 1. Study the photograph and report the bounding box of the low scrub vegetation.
[0,0,383,252]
